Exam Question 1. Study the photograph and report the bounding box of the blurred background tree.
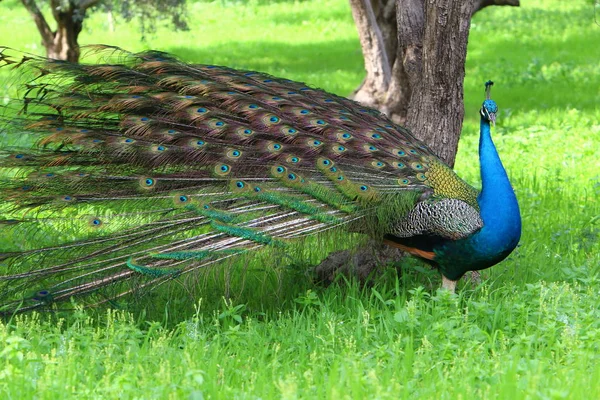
[17,0,188,62]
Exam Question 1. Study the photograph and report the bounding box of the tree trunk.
[349,0,520,166]
[404,1,473,167]
[46,6,84,62]
[21,0,100,62]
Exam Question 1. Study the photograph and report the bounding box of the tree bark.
[21,0,101,62]
[405,1,473,166]
[348,0,520,166]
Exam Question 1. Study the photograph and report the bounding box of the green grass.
[1,0,600,398]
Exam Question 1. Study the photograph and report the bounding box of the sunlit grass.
[1,0,599,398]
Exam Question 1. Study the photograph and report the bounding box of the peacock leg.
[441,275,457,292]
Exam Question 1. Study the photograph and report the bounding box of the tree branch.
[49,0,62,24]
[21,0,53,45]
[79,0,103,11]
[473,0,520,15]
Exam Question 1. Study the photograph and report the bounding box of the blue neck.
[432,114,522,280]
[471,117,521,265]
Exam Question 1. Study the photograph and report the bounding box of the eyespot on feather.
[261,114,282,126]
[190,139,207,148]
[33,290,53,302]
[226,149,243,159]
[237,127,254,136]
[230,180,253,192]
[171,193,193,207]
[307,139,323,148]
[139,177,157,190]
[411,162,424,171]
[88,217,103,227]
[335,132,353,142]
[271,165,286,176]
[267,142,283,153]
[58,195,76,202]
[286,155,301,164]
[393,148,407,157]
[215,164,231,176]
[279,126,298,136]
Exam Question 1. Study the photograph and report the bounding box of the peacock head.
[481,100,498,126]
[481,80,498,126]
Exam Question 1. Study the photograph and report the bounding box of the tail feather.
[0,46,440,314]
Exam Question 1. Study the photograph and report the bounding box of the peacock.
[0,46,521,315]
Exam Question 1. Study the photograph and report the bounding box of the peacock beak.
[489,112,496,126]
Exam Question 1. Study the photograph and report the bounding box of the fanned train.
[0,46,521,314]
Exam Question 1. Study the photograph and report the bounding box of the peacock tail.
[0,46,507,314]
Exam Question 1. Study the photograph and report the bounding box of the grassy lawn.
[1,0,600,398]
